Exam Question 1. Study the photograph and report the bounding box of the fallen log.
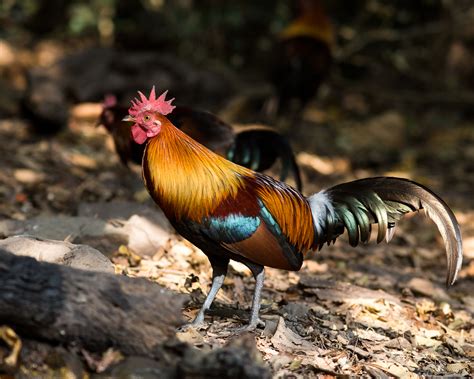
[0,249,185,358]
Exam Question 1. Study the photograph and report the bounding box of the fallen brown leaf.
[0,326,21,368]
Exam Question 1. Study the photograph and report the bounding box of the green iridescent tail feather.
[308,177,463,287]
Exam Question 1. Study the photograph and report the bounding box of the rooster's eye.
[143,115,151,122]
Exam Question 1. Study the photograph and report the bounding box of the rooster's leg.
[191,257,229,326]
[236,262,265,332]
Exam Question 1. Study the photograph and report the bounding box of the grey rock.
[25,215,119,240]
[0,202,173,257]
[0,219,23,238]
[79,201,172,256]
[78,200,170,229]
[0,235,113,273]
[123,214,171,256]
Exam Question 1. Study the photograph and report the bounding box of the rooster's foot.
[232,318,265,334]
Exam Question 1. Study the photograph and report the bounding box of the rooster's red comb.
[128,86,175,117]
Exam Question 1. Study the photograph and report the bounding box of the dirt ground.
[0,88,473,376]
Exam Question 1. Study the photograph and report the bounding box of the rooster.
[269,0,334,114]
[124,87,463,331]
[98,95,302,190]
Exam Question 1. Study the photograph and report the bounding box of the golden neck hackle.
[143,118,253,221]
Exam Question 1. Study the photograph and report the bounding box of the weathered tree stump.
[0,249,185,358]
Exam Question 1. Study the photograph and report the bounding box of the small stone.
[13,169,46,185]
[0,235,113,273]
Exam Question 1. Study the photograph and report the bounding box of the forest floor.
[0,91,473,377]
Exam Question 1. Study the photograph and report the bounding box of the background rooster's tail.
[228,126,302,191]
[308,177,463,286]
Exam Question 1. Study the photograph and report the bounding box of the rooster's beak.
[122,115,134,122]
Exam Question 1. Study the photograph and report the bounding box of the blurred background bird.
[124,87,463,331]
[98,94,302,190]
[267,0,334,117]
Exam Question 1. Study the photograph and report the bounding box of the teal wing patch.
[201,214,260,243]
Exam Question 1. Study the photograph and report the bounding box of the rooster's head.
[123,86,175,144]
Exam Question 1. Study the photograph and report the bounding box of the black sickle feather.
[310,177,463,287]
[230,128,303,191]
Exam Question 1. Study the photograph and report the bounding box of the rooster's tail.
[307,177,463,287]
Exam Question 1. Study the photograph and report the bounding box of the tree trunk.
[0,249,185,358]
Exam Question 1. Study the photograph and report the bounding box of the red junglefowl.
[98,95,302,190]
[124,87,463,331]
[269,0,334,114]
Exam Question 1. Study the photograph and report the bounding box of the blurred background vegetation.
[3,0,474,107]
[1,0,474,200]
